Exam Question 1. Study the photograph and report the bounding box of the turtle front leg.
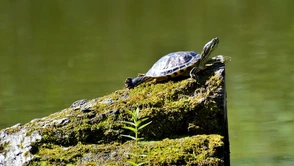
[190,67,200,81]
[205,55,230,67]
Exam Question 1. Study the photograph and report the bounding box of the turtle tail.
[125,76,150,89]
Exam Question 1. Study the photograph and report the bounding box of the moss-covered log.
[32,135,223,166]
[0,58,229,166]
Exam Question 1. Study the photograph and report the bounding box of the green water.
[0,1,293,165]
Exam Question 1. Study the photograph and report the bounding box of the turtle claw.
[194,75,199,82]
[208,55,231,64]
[211,55,225,63]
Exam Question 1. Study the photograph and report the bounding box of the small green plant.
[120,108,152,166]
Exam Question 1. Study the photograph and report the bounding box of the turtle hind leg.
[125,76,152,89]
[125,77,135,89]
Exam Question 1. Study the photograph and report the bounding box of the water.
[0,0,293,165]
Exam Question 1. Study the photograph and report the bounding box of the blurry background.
[0,0,293,165]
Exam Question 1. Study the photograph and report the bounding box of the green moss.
[138,135,223,165]
[29,135,223,166]
[8,63,226,165]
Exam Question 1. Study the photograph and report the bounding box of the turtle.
[125,37,220,89]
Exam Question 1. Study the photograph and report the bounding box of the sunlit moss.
[3,64,225,165]
[28,135,223,165]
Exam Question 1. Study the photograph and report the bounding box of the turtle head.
[200,37,219,60]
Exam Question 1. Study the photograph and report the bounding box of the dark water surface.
[0,1,293,165]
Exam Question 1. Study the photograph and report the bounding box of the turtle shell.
[145,51,201,77]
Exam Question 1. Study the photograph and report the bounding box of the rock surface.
[0,57,228,166]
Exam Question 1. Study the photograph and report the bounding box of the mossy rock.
[0,62,227,166]
[31,135,223,166]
